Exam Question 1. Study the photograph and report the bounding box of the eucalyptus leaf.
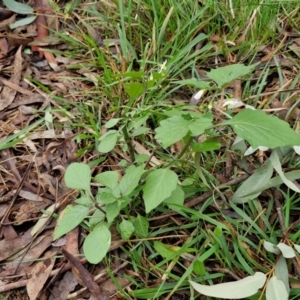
[3,0,33,14]
[9,15,37,29]
[276,243,295,258]
[270,151,300,193]
[263,241,280,254]
[227,109,300,149]
[275,255,290,294]
[266,276,288,300]
[232,159,273,203]
[190,272,266,299]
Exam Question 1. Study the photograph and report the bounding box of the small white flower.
[190,90,205,105]
[158,60,167,73]
[223,99,244,109]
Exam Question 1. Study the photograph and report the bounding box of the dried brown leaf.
[0,46,23,111]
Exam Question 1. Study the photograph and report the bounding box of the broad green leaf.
[96,189,116,204]
[207,64,255,87]
[227,109,300,149]
[83,223,111,264]
[154,241,178,259]
[118,165,144,196]
[133,214,149,238]
[155,113,213,148]
[270,151,300,193]
[190,272,266,299]
[75,196,92,206]
[98,130,118,153]
[277,243,295,258]
[193,260,206,276]
[266,276,288,300]
[3,0,33,14]
[163,185,184,211]
[53,205,89,240]
[263,241,280,254]
[95,171,119,189]
[118,219,134,240]
[232,159,273,203]
[105,202,121,223]
[89,209,105,226]
[9,15,36,29]
[64,163,91,191]
[275,256,290,294]
[124,82,144,99]
[143,169,178,213]
[192,136,221,152]
[174,78,210,89]
[105,118,121,128]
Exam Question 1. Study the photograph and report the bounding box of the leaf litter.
[0,1,300,299]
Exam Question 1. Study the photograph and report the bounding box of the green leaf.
[232,159,273,203]
[154,241,178,259]
[124,82,144,99]
[192,137,221,152]
[206,64,255,87]
[263,241,280,254]
[193,260,206,276]
[133,214,149,238]
[9,15,36,29]
[190,272,266,299]
[118,219,134,240]
[75,196,92,206]
[155,113,213,148]
[276,243,295,258]
[3,0,33,14]
[88,209,105,226]
[64,163,91,192]
[143,169,178,213]
[118,165,144,196]
[98,130,118,153]
[83,223,111,264]
[163,185,184,211]
[227,109,300,149]
[105,202,121,223]
[96,189,116,205]
[270,151,300,193]
[275,256,290,294]
[105,118,121,128]
[53,205,89,240]
[174,78,210,89]
[95,171,119,189]
[266,276,288,300]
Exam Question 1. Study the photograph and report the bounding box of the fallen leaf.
[0,45,22,111]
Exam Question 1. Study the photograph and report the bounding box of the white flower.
[158,60,167,73]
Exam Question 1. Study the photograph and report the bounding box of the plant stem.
[122,125,135,162]
[165,136,193,168]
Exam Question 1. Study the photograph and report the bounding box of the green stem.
[122,125,135,162]
[165,136,193,168]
